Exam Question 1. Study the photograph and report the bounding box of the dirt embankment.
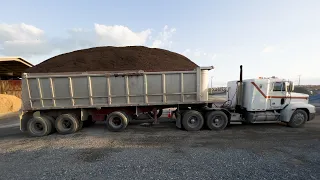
[0,94,21,114]
[25,46,199,73]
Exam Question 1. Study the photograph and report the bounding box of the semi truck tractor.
[19,65,316,136]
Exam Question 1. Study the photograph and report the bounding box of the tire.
[181,110,204,131]
[148,109,163,118]
[124,113,133,122]
[202,111,211,129]
[27,116,53,137]
[206,111,229,130]
[42,115,56,133]
[106,111,129,132]
[288,109,307,128]
[55,114,81,134]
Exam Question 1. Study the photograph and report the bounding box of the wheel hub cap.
[190,118,196,124]
[212,116,223,127]
[293,113,304,124]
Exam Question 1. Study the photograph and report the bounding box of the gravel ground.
[0,115,320,180]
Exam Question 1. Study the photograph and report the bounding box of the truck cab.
[226,76,316,127]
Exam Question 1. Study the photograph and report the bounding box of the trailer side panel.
[21,68,211,111]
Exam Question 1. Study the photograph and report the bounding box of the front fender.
[280,103,316,122]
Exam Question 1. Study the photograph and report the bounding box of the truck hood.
[288,92,309,103]
[289,92,309,98]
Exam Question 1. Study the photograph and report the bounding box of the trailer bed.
[21,67,213,111]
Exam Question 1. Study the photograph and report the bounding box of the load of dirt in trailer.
[0,94,21,114]
[25,46,199,73]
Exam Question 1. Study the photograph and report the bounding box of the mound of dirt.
[25,46,199,73]
[0,94,22,114]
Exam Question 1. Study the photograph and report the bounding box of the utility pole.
[298,75,301,86]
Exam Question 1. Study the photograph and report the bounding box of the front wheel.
[288,109,307,128]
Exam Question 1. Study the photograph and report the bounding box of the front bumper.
[309,113,316,121]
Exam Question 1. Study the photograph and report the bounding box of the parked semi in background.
[19,65,316,136]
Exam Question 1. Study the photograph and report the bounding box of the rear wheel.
[27,116,53,137]
[182,110,204,131]
[106,111,129,132]
[42,115,56,133]
[55,114,81,134]
[206,111,229,130]
[288,109,307,128]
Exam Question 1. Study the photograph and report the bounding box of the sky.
[0,0,319,86]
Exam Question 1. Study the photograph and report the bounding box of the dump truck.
[19,65,316,136]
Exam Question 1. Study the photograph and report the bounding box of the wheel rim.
[31,121,45,134]
[62,119,72,130]
[211,115,225,128]
[293,112,305,125]
[187,116,200,128]
[110,117,122,128]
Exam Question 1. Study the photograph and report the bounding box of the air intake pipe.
[236,65,243,111]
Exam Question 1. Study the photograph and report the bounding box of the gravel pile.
[1,118,320,180]
[25,46,199,73]
[0,94,21,114]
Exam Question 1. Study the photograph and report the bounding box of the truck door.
[269,82,286,109]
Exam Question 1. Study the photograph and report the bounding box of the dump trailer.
[20,65,316,137]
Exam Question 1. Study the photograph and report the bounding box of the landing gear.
[148,109,163,119]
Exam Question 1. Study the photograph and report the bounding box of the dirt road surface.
[0,112,320,180]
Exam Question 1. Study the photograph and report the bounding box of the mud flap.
[175,112,182,129]
[20,111,33,132]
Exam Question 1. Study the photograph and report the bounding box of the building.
[0,57,33,98]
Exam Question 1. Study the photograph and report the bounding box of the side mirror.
[288,82,294,92]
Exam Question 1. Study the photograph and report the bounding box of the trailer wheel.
[42,115,56,133]
[55,114,81,134]
[27,116,53,137]
[182,110,204,131]
[206,111,229,130]
[288,109,307,128]
[106,111,129,132]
